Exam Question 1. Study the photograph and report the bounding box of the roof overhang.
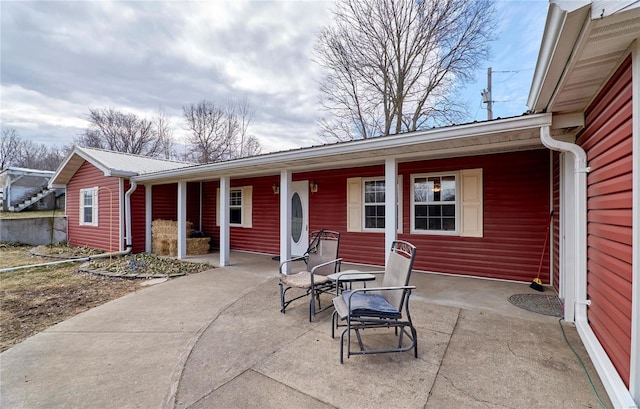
[528,0,640,115]
[133,113,553,185]
[49,146,136,189]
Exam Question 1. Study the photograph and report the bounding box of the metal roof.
[133,113,553,185]
[49,146,193,187]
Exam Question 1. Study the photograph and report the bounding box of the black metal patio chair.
[279,230,341,321]
[331,240,417,363]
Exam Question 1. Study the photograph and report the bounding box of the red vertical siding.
[577,56,633,386]
[67,161,121,252]
[552,151,561,291]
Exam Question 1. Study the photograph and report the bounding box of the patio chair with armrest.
[279,230,341,321]
[331,240,417,363]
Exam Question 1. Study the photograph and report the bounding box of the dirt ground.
[0,244,209,352]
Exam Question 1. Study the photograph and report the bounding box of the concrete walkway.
[1,252,611,409]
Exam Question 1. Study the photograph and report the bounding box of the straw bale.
[152,219,193,240]
[187,238,210,255]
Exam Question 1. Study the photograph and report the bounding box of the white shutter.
[242,186,252,228]
[460,168,483,237]
[346,177,362,232]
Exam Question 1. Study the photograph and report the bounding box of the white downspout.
[540,125,588,321]
[125,180,137,250]
[540,125,637,408]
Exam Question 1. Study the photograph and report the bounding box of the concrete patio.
[1,252,611,408]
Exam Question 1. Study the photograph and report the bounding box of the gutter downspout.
[540,125,638,409]
[540,125,589,320]
[124,180,137,251]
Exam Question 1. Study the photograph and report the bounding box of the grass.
[0,210,64,219]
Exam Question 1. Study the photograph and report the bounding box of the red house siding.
[146,150,550,283]
[552,151,561,291]
[152,184,177,221]
[201,181,219,247]
[577,56,633,386]
[226,176,280,254]
[298,150,550,281]
[67,161,121,252]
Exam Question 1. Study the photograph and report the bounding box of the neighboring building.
[0,167,62,212]
[50,1,639,407]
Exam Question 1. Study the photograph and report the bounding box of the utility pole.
[481,67,493,120]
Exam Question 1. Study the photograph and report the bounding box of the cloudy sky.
[1,0,548,154]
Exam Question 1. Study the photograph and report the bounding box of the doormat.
[508,294,563,317]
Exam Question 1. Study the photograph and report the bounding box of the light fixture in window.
[432,181,441,193]
[272,183,280,195]
[309,181,318,193]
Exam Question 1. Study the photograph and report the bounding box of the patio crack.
[423,308,461,409]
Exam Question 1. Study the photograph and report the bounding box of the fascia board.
[527,2,591,112]
[49,146,86,187]
[133,113,552,184]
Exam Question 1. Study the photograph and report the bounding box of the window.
[229,189,243,225]
[79,187,98,226]
[216,186,252,228]
[412,174,457,233]
[346,176,402,233]
[363,179,385,229]
[410,168,484,237]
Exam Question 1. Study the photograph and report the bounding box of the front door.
[291,180,309,257]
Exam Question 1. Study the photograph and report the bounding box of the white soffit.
[530,1,640,114]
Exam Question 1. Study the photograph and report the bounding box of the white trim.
[145,185,152,253]
[177,182,187,260]
[384,158,398,262]
[132,114,553,184]
[410,172,459,235]
[362,177,386,232]
[630,38,640,403]
[79,187,99,226]
[279,170,292,273]
[219,177,230,266]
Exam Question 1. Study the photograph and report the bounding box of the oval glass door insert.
[291,192,303,243]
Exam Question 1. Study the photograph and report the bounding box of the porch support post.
[219,176,230,266]
[279,170,292,274]
[145,184,152,253]
[385,158,398,264]
[177,181,187,260]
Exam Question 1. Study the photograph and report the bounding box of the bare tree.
[1,128,21,170]
[183,98,261,164]
[1,128,65,170]
[315,0,496,141]
[75,108,174,158]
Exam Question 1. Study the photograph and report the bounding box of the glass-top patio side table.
[327,270,376,295]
